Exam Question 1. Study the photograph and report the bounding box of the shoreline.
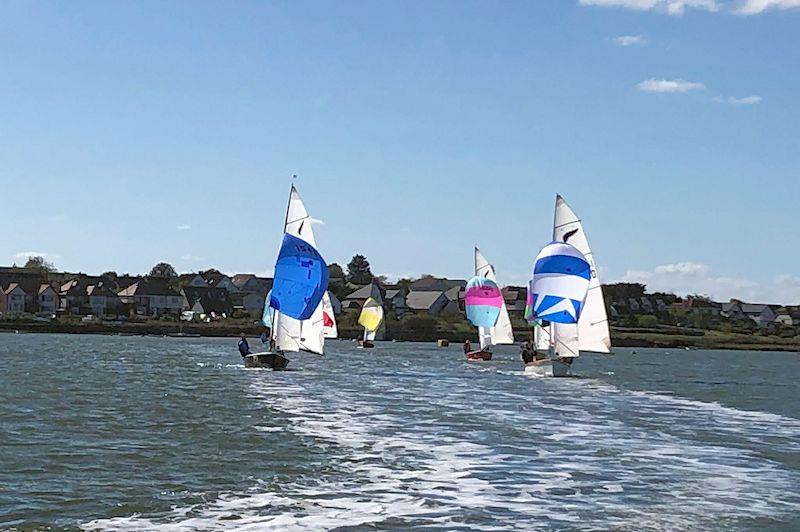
[1,322,798,352]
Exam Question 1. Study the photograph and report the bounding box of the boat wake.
[84,369,800,531]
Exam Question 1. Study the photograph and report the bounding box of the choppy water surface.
[1,334,799,531]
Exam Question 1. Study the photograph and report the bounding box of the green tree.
[346,255,373,285]
[328,263,345,280]
[24,255,55,273]
[149,262,177,279]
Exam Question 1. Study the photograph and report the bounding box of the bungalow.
[342,283,385,310]
[37,284,59,314]
[407,290,450,315]
[4,283,27,313]
[231,275,272,312]
[118,278,184,317]
[722,301,778,327]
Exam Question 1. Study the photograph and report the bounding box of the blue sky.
[2,0,798,303]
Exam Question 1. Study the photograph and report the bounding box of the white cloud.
[637,78,706,93]
[13,251,58,261]
[618,261,800,304]
[176,224,191,231]
[580,0,720,15]
[654,261,711,276]
[310,217,326,225]
[580,0,800,14]
[735,0,800,14]
[713,95,762,105]
[613,34,646,46]
[180,254,205,262]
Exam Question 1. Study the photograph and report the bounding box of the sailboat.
[245,185,329,369]
[322,292,338,339]
[357,297,383,348]
[465,247,514,360]
[525,195,611,377]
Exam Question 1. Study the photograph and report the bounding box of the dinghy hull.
[244,352,290,370]
[524,357,574,377]
[357,340,375,349]
[466,350,492,361]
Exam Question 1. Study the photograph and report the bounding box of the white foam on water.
[84,363,800,531]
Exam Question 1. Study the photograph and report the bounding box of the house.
[442,285,463,314]
[342,283,385,310]
[502,286,528,315]
[407,277,465,315]
[181,286,232,317]
[37,284,59,314]
[118,278,184,317]
[230,275,272,312]
[204,272,238,294]
[673,297,722,316]
[0,285,6,312]
[774,307,800,326]
[4,283,27,313]
[177,273,209,288]
[722,300,779,327]
[406,290,450,315]
[86,283,121,316]
[740,304,778,328]
[60,279,121,315]
[383,287,408,317]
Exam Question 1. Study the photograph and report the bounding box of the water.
[1,334,799,531]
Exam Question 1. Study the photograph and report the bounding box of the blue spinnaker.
[530,241,591,324]
[270,233,329,320]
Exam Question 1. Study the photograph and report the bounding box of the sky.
[1,0,799,303]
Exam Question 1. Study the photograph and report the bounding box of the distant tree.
[101,271,118,280]
[396,278,414,291]
[328,263,345,279]
[24,255,55,273]
[149,262,177,279]
[346,255,373,285]
[418,274,436,280]
[373,274,388,285]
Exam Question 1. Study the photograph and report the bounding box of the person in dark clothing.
[238,334,251,357]
[463,340,472,355]
[520,343,535,364]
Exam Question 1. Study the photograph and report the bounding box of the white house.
[37,284,58,314]
[4,283,27,313]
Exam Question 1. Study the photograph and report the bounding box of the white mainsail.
[474,247,514,349]
[271,186,326,355]
[552,194,611,354]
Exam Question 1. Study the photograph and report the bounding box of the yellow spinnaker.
[358,297,384,331]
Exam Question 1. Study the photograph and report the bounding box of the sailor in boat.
[463,340,472,355]
[520,340,535,364]
[238,334,251,358]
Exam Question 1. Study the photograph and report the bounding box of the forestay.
[553,195,611,353]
